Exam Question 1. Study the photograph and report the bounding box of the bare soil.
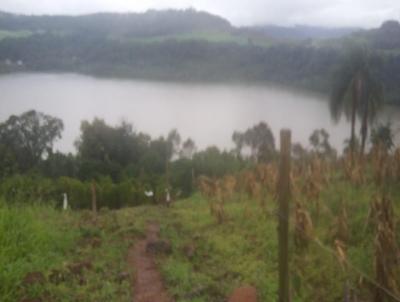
[128,222,173,302]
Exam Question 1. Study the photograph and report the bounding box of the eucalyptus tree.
[232,122,275,162]
[309,128,335,156]
[180,138,196,160]
[165,129,181,188]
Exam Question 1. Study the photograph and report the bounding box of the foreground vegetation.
[2,144,400,301]
[156,153,400,301]
[0,202,158,302]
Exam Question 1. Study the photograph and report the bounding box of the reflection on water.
[0,73,399,153]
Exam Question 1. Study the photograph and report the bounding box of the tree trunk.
[166,160,170,189]
[360,102,369,156]
[191,167,195,193]
[350,75,362,163]
[350,89,357,163]
[91,181,97,221]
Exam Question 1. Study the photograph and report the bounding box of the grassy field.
[1,157,400,302]
[0,30,32,41]
[0,202,155,302]
[157,188,394,302]
[116,30,277,48]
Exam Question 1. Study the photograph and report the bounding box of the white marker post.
[63,193,68,210]
[166,188,171,207]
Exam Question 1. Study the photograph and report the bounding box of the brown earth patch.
[128,222,173,302]
[228,286,258,302]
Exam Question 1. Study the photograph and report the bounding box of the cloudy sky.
[0,0,399,27]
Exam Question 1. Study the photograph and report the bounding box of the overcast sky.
[0,0,399,28]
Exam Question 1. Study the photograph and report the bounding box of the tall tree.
[232,131,245,158]
[330,46,383,158]
[309,128,334,156]
[0,110,63,172]
[243,122,276,162]
[358,66,384,155]
[370,122,394,151]
[75,118,145,180]
[180,138,196,159]
[165,129,181,188]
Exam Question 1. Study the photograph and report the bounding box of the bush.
[0,174,169,209]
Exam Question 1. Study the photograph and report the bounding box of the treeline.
[1,110,395,208]
[0,9,231,37]
[0,110,250,208]
[0,33,340,90]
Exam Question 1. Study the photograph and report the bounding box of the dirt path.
[128,222,173,302]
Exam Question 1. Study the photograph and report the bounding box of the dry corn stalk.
[294,201,314,250]
[222,175,237,200]
[332,201,349,243]
[343,155,364,185]
[334,239,347,272]
[198,176,227,224]
[394,148,400,181]
[371,195,400,302]
[371,144,391,186]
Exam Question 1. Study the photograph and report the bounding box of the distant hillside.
[0,9,232,38]
[243,25,360,41]
[352,20,400,50]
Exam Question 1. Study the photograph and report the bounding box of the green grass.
[0,202,152,302]
[156,178,400,302]
[0,202,78,301]
[115,30,276,48]
[2,171,399,301]
[0,30,32,41]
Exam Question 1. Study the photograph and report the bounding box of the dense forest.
[0,9,400,103]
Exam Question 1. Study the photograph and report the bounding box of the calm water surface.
[0,73,399,153]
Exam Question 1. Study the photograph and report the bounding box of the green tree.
[75,118,145,180]
[232,131,245,158]
[0,110,63,172]
[180,138,196,159]
[193,146,243,178]
[370,122,394,151]
[309,129,335,156]
[358,67,384,155]
[234,122,275,162]
[165,129,181,188]
[330,46,384,158]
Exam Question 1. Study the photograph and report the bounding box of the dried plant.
[394,148,400,181]
[370,195,400,301]
[332,201,349,243]
[294,201,314,250]
[334,239,347,272]
[371,144,391,186]
[343,155,364,185]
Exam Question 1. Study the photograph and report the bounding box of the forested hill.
[244,25,360,40]
[0,9,233,38]
[0,9,400,104]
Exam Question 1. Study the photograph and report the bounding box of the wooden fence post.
[91,181,97,218]
[278,129,291,302]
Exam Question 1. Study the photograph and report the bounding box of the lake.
[0,73,399,153]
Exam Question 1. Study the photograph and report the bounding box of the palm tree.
[358,70,384,155]
[330,46,384,158]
